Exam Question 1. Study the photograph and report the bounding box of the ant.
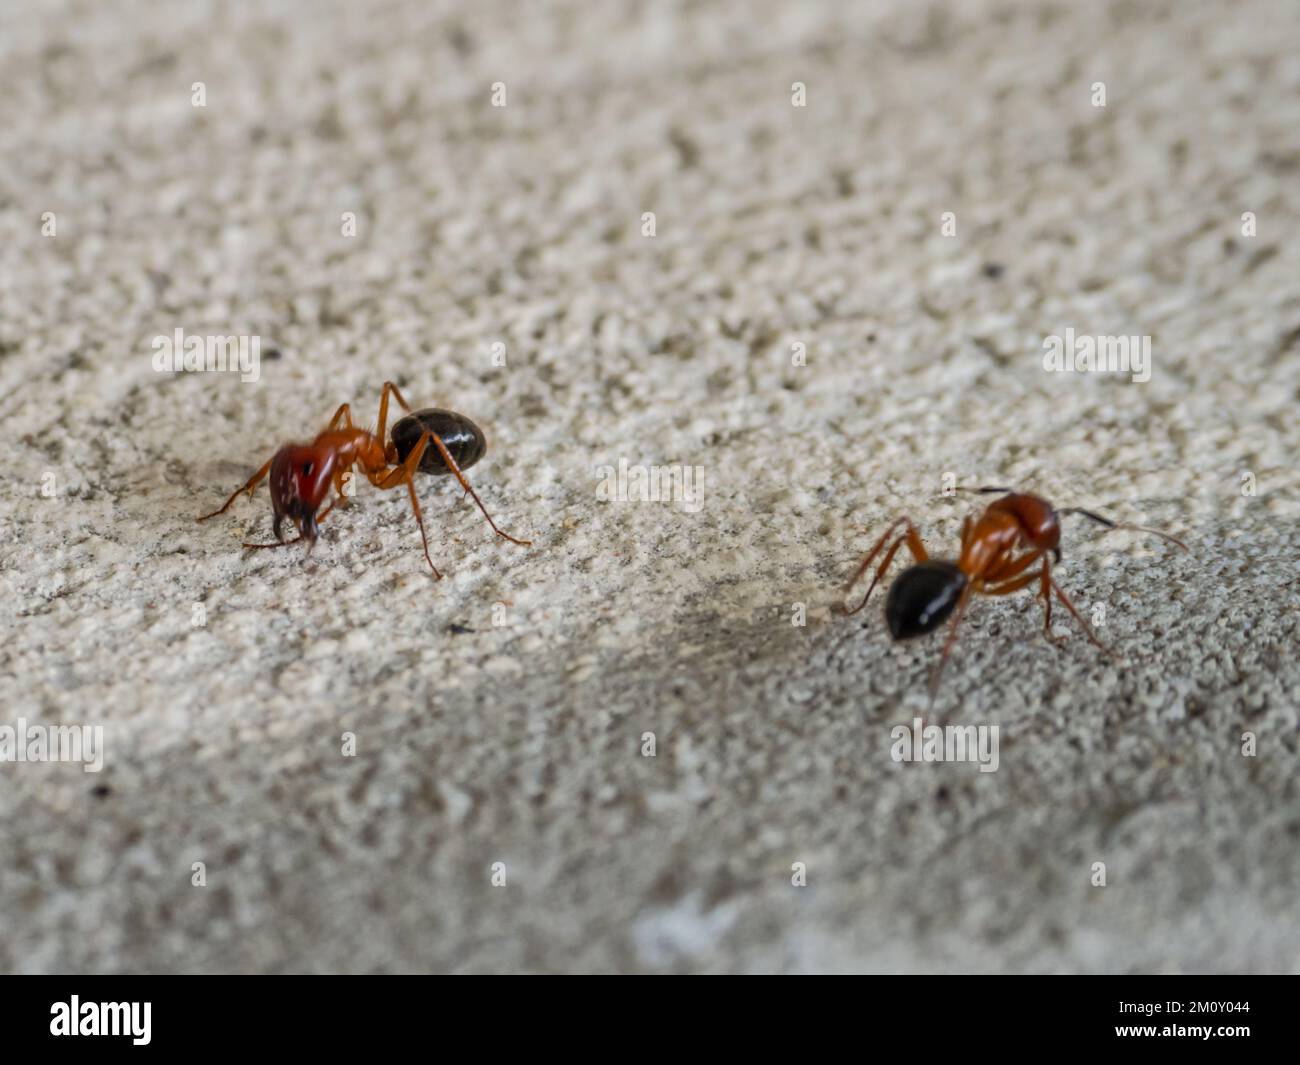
[197,381,530,578]
[841,487,1188,694]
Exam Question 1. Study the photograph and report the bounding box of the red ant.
[842,487,1188,693]
[197,381,530,578]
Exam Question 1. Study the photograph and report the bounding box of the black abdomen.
[885,560,967,640]
[390,408,487,475]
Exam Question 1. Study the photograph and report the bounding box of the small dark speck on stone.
[91,784,112,798]
[668,127,700,170]
[981,262,1005,279]
[448,623,475,634]
[448,25,475,57]
[263,348,283,361]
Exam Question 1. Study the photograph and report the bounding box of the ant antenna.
[242,536,305,551]
[1059,508,1189,552]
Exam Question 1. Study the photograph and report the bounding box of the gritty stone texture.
[1,0,1298,974]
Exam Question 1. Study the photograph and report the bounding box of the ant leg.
[401,475,441,578]
[369,433,442,578]
[843,533,906,616]
[324,403,356,431]
[982,547,1042,585]
[844,530,923,616]
[375,380,417,446]
[1038,558,1064,644]
[1048,570,1119,658]
[955,485,1014,496]
[1059,507,1189,552]
[197,457,273,521]
[413,429,531,547]
[982,570,1042,597]
[983,560,1071,648]
[842,517,927,615]
[928,582,974,699]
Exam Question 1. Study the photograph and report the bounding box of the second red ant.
[842,487,1188,693]
[197,381,530,578]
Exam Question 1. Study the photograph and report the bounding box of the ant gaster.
[842,487,1188,693]
[197,382,529,578]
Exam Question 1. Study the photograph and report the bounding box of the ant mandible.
[841,487,1188,693]
[197,381,530,578]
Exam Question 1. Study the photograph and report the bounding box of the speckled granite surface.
[1,0,1297,973]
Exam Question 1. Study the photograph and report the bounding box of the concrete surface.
[1,0,1298,973]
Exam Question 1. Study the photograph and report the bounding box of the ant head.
[269,445,336,541]
[885,560,967,640]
